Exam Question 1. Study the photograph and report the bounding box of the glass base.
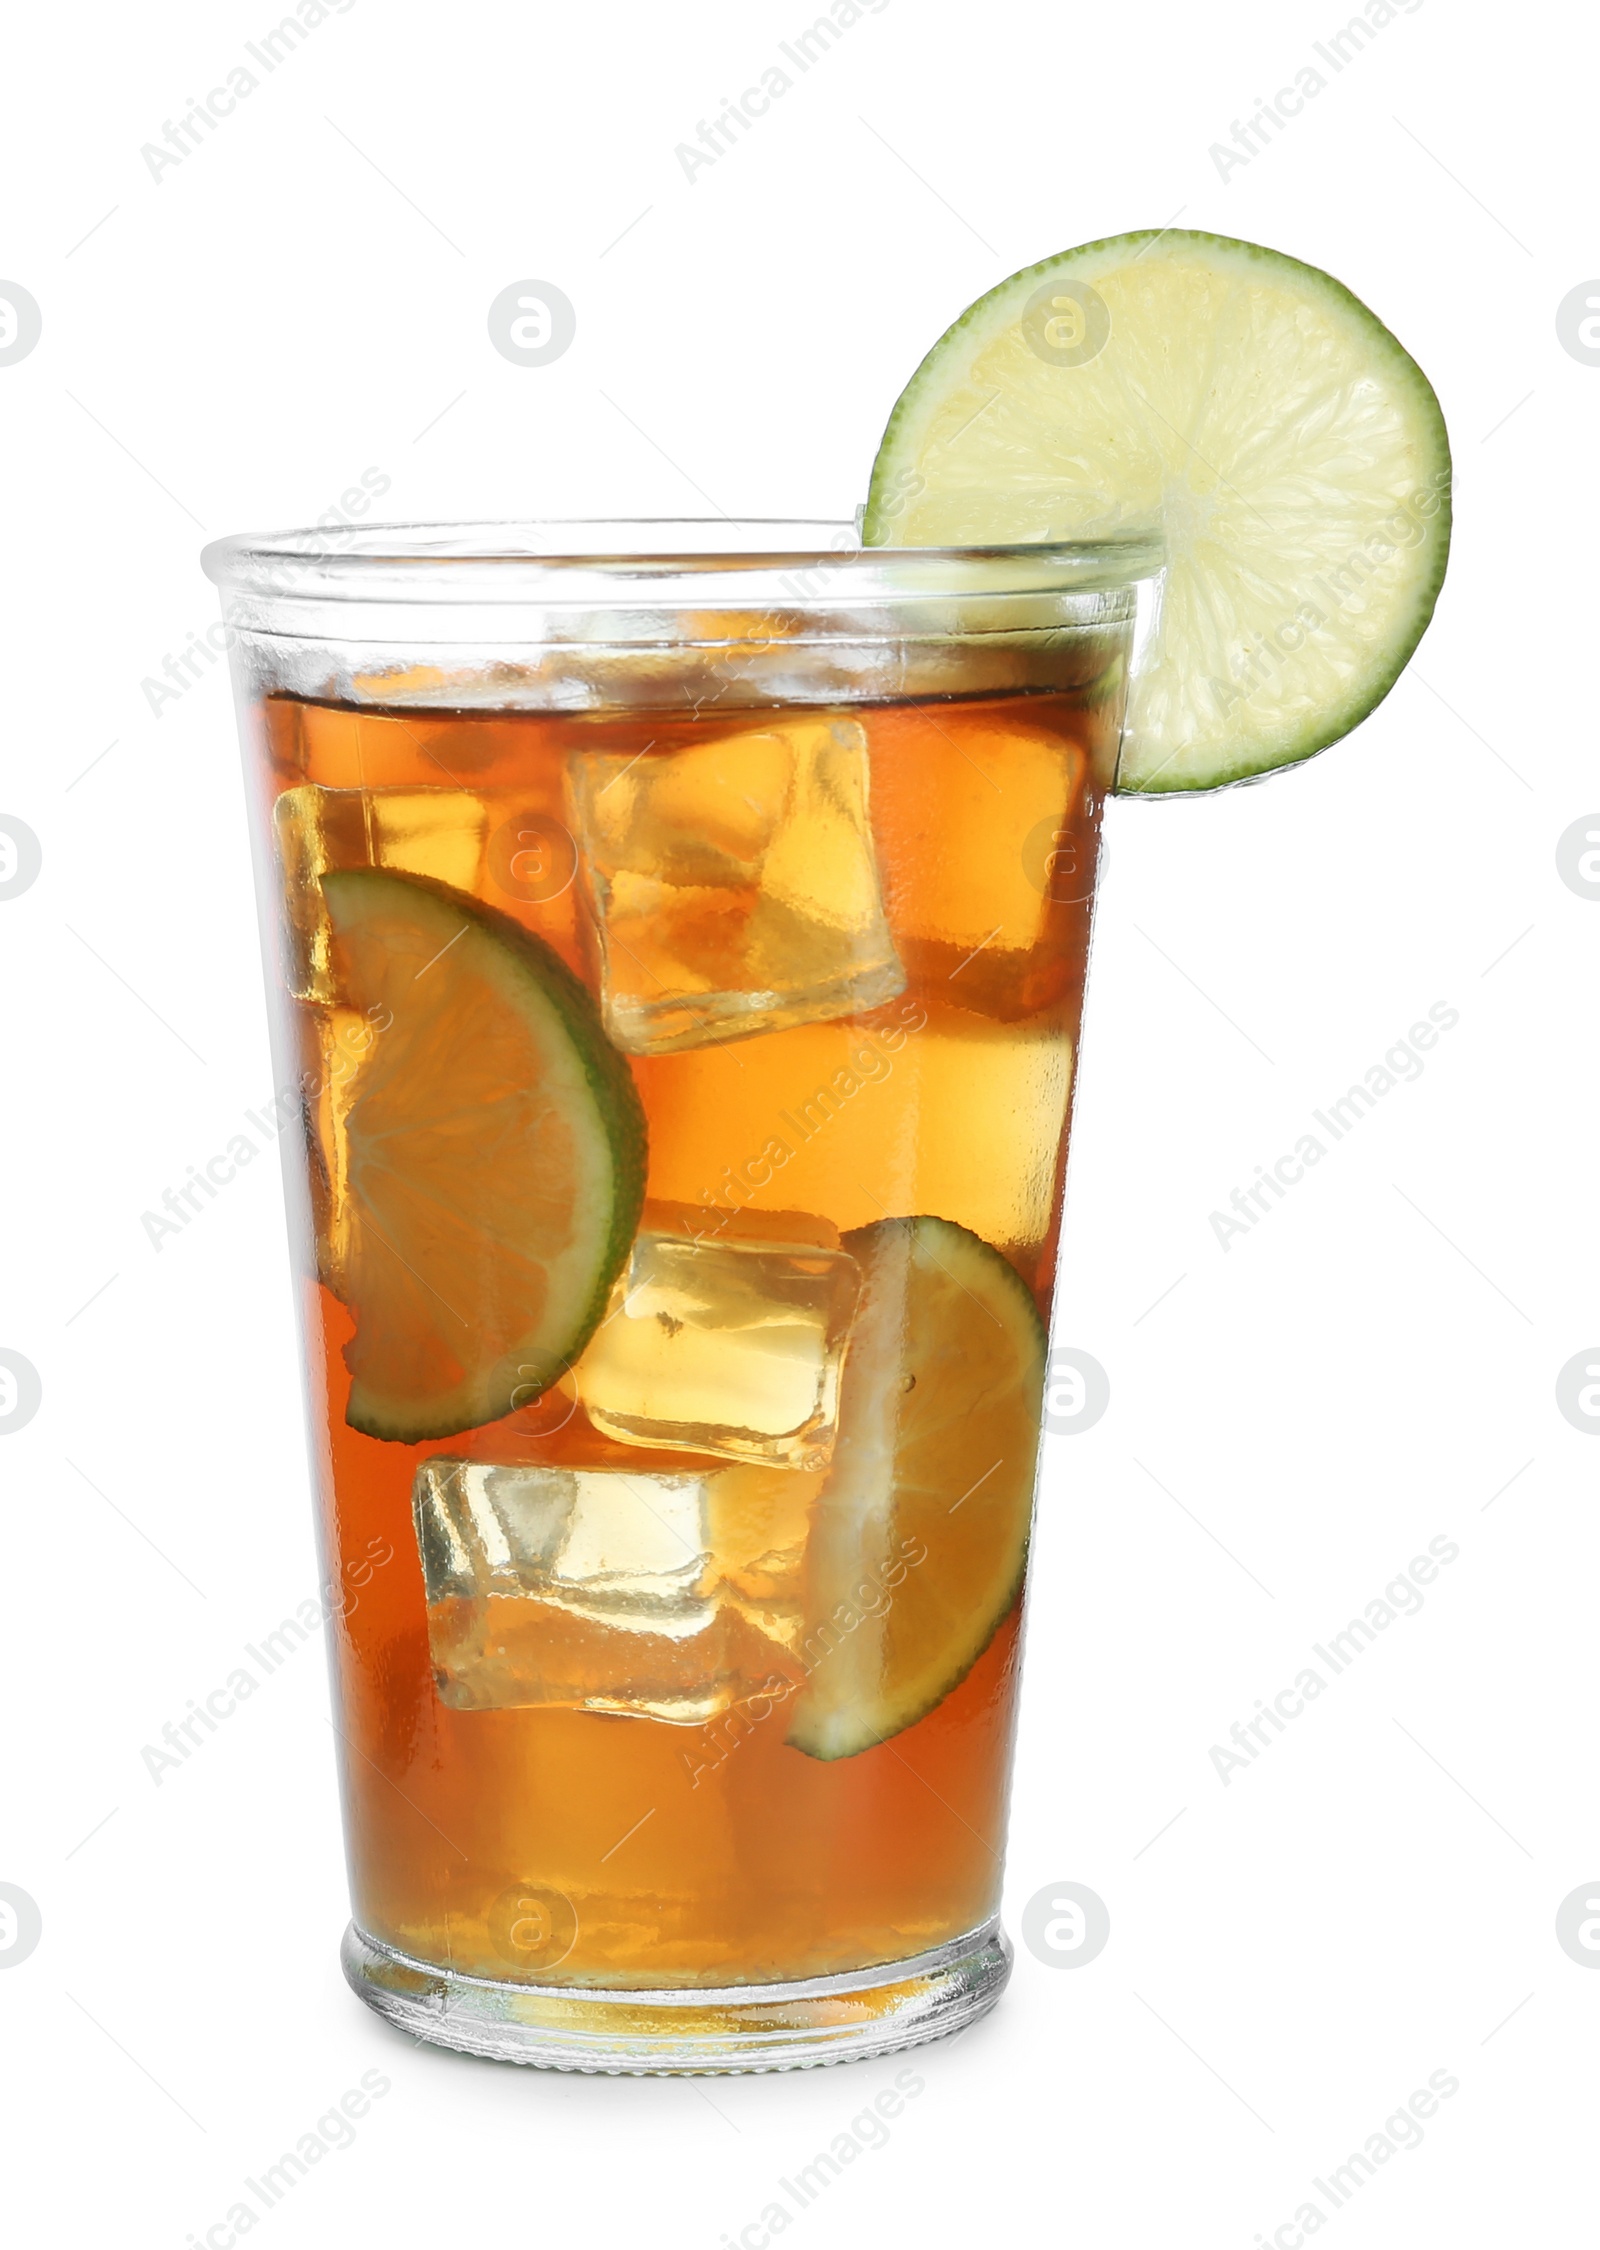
[341,1919,1011,2075]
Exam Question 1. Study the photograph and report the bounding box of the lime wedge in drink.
[786,1215,1045,1761]
[864,229,1451,793]
[318,869,646,1442]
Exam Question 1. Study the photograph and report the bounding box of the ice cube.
[568,714,904,1054]
[273,784,490,1002]
[413,1456,813,1719]
[301,1003,374,1293]
[573,1231,861,1467]
[704,1459,819,1648]
[863,704,1101,1022]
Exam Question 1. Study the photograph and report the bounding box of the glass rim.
[200,516,1165,608]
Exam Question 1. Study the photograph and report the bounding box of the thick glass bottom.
[341,1919,1011,2075]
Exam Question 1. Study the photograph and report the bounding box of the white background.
[1,1,1593,2243]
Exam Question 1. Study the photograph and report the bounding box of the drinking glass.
[202,520,1158,2072]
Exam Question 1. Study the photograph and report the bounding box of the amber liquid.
[257,672,1118,1988]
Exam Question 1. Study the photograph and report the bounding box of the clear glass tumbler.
[201,520,1157,2072]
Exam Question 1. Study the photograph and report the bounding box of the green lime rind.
[319,868,646,1443]
[864,228,1452,795]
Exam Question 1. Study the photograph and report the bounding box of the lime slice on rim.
[786,1215,1045,1761]
[318,869,646,1443]
[864,229,1452,793]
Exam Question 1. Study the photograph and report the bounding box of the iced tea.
[267,676,1110,1978]
[209,523,1152,2067]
